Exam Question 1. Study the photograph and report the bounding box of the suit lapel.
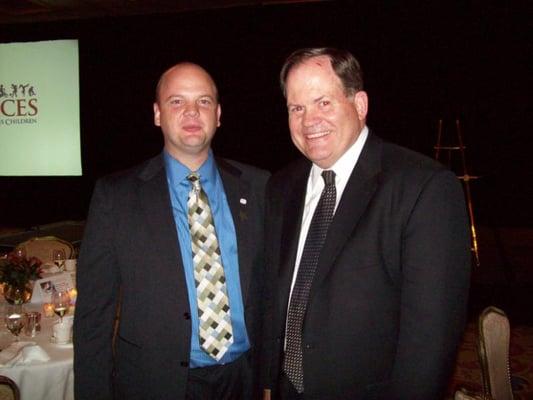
[278,160,310,312]
[308,134,382,301]
[216,159,252,305]
[137,155,182,267]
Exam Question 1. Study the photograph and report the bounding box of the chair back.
[0,375,20,400]
[478,306,514,400]
[15,236,74,263]
[454,388,492,400]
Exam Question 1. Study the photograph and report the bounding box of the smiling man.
[74,62,269,400]
[263,48,471,399]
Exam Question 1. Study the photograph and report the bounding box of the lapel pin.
[240,198,247,205]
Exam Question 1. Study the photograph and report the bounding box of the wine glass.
[51,289,70,323]
[4,305,27,342]
[52,249,66,270]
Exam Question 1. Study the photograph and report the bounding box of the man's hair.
[154,62,219,103]
[279,47,364,98]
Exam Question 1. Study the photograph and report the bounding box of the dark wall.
[1,1,531,228]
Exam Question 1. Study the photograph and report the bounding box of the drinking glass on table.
[52,249,66,270]
[51,289,70,323]
[5,305,27,342]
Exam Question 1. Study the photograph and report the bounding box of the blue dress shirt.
[164,150,250,367]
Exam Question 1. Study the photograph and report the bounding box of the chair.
[478,306,514,400]
[454,388,492,400]
[0,375,20,400]
[14,236,74,263]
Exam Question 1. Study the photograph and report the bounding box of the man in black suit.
[263,48,471,399]
[74,62,269,400]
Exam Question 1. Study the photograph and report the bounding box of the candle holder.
[43,302,55,318]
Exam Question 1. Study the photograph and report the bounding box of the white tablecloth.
[0,303,74,400]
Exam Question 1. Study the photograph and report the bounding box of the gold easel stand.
[434,119,480,266]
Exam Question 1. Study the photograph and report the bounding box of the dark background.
[1,1,531,228]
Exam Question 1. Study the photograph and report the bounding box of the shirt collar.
[164,149,217,188]
[309,125,369,192]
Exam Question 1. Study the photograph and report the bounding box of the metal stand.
[434,119,480,266]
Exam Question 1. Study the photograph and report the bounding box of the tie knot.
[187,172,201,191]
[321,170,335,187]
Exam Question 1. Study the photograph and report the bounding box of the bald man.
[74,63,269,400]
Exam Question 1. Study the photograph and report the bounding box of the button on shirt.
[164,150,250,367]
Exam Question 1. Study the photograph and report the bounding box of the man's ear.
[353,91,368,121]
[216,104,222,127]
[153,102,161,127]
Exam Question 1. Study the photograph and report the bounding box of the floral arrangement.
[0,252,43,287]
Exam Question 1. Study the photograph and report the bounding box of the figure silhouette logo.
[0,82,39,125]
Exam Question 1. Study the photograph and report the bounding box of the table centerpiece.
[0,251,43,304]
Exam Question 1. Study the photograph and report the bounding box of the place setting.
[41,248,77,275]
[0,304,50,367]
[0,285,76,366]
[48,288,74,347]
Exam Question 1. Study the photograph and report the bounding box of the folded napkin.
[0,341,50,367]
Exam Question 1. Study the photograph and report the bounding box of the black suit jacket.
[264,133,471,400]
[73,154,269,400]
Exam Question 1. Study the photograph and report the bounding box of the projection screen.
[0,39,81,176]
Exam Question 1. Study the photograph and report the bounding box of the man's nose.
[302,108,320,127]
[184,103,199,117]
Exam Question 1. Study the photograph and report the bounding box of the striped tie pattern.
[283,170,336,393]
[187,172,233,361]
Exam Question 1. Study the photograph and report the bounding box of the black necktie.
[283,170,337,393]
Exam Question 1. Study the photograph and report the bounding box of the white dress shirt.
[288,126,369,300]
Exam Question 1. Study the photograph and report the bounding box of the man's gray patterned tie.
[187,172,233,361]
[283,170,336,393]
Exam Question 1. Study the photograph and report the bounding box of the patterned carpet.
[447,322,533,400]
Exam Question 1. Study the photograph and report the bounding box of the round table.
[0,302,74,400]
